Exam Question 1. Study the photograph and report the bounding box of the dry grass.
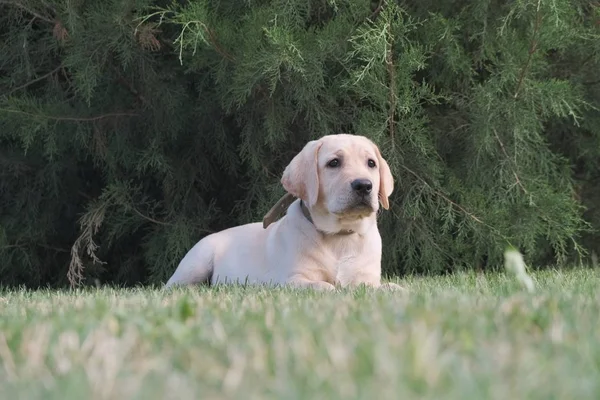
[1,268,599,399]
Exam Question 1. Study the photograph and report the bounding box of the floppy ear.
[281,140,323,207]
[374,145,394,210]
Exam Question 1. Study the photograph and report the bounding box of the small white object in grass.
[504,248,535,293]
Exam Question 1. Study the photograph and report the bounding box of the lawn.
[1,268,599,399]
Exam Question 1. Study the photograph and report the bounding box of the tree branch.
[398,163,503,237]
[1,242,68,253]
[112,67,148,106]
[1,64,63,98]
[203,25,235,62]
[493,129,529,195]
[0,243,23,250]
[385,17,396,142]
[131,207,173,226]
[514,0,543,99]
[132,206,213,233]
[369,0,384,21]
[583,79,600,86]
[38,243,69,253]
[0,1,54,24]
[0,109,139,121]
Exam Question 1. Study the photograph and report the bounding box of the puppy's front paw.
[307,281,336,291]
[379,282,408,293]
[288,279,336,291]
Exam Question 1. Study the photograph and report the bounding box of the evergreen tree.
[0,0,599,288]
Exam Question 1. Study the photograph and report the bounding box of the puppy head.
[281,134,394,220]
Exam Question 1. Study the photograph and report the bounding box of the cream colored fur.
[165,134,405,291]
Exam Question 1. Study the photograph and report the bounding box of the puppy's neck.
[300,201,355,235]
[301,200,376,236]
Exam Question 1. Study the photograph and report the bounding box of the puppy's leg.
[165,239,215,288]
[287,275,336,291]
[344,276,408,293]
[379,282,408,293]
[344,273,382,289]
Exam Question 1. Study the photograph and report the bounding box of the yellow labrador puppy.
[165,134,404,291]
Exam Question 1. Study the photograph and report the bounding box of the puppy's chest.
[316,236,366,278]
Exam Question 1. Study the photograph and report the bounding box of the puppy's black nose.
[351,179,373,195]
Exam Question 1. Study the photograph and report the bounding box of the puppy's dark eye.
[368,159,376,168]
[327,159,340,168]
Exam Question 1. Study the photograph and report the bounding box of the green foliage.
[0,0,599,287]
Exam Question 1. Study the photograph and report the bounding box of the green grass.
[1,268,600,399]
